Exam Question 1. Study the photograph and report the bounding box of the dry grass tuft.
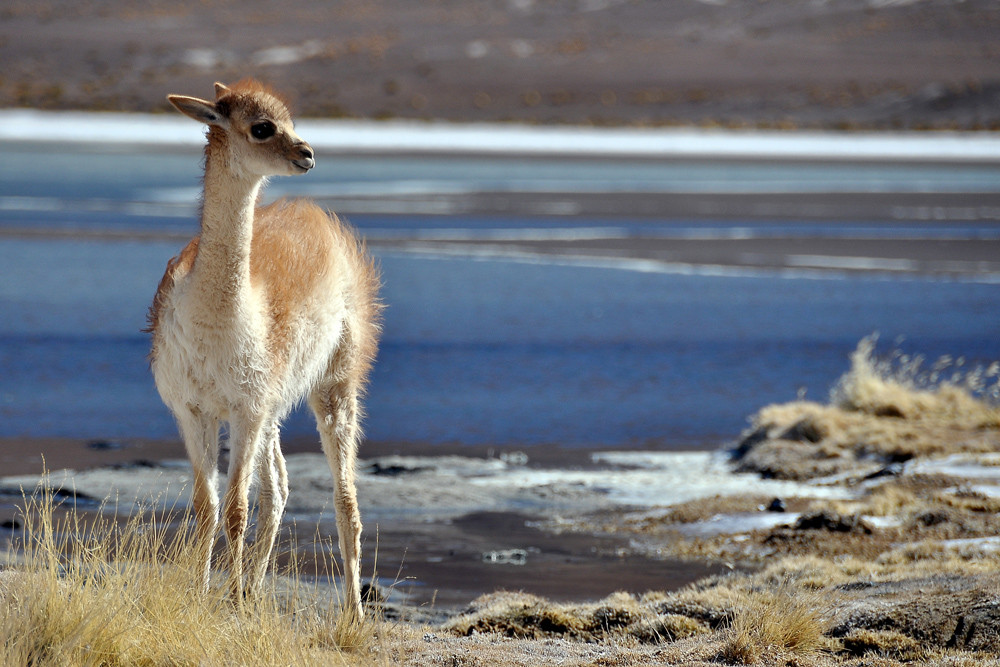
[838,629,928,661]
[717,585,830,665]
[0,485,379,667]
[442,589,714,644]
[446,591,590,639]
[631,613,709,643]
[831,336,1000,427]
[737,336,1000,480]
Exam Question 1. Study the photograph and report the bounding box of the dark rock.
[790,511,872,534]
[887,451,914,464]
[365,462,432,476]
[779,419,824,443]
[863,461,906,481]
[871,404,906,418]
[0,519,20,530]
[86,440,126,451]
[765,498,786,513]
[912,509,953,527]
[731,426,769,458]
[361,581,386,605]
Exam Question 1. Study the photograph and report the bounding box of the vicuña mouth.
[292,157,315,171]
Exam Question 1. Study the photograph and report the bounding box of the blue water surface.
[1,236,998,449]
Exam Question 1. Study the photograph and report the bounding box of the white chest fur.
[152,273,347,424]
[152,279,272,420]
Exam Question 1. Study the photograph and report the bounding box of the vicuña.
[147,79,381,618]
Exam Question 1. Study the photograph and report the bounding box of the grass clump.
[736,335,1000,480]
[717,585,830,665]
[831,335,1000,428]
[0,486,377,667]
[442,589,712,644]
[838,629,928,661]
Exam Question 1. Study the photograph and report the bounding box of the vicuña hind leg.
[248,423,289,596]
[309,383,363,619]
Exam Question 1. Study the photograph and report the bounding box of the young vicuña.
[147,79,381,617]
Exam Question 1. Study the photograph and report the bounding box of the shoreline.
[0,437,839,614]
[5,226,1000,283]
[2,110,1000,161]
[4,350,1000,664]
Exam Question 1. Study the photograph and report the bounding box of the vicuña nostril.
[293,144,315,170]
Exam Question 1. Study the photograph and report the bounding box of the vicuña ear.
[167,94,228,127]
[214,82,232,99]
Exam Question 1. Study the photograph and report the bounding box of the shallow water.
[2,234,999,448]
[2,138,1000,450]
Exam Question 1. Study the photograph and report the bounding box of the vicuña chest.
[155,275,273,413]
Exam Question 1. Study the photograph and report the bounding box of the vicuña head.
[168,80,315,177]
[150,79,381,620]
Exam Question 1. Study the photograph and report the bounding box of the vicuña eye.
[250,121,276,140]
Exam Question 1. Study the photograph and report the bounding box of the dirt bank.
[3,0,1000,130]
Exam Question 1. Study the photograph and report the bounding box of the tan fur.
[148,80,381,617]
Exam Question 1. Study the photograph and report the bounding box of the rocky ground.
[2,0,1000,130]
[483,338,1000,665]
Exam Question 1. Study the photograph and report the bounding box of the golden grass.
[0,486,380,667]
[441,589,718,644]
[739,336,1000,481]
[831,336,1000,427]
[838,629,928,662]
[755,542,1000,590]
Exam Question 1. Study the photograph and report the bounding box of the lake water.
[1,130,999,451]
[2,231,999,449]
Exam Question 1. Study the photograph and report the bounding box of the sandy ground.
[2,0,1000,130]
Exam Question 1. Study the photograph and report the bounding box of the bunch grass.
[0,484,379,666]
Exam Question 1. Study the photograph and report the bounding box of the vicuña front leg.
[248,424,289,597]
[221,416,266,602]
[177,410,220,594]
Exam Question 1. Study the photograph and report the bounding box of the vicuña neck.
[194,138,265,306]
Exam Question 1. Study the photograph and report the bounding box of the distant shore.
[2,1,999,131]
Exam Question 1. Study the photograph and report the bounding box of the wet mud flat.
[331,510,725,615]
[0,438,738,617]
[371,229,1000,281]
[0,429,854,621]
